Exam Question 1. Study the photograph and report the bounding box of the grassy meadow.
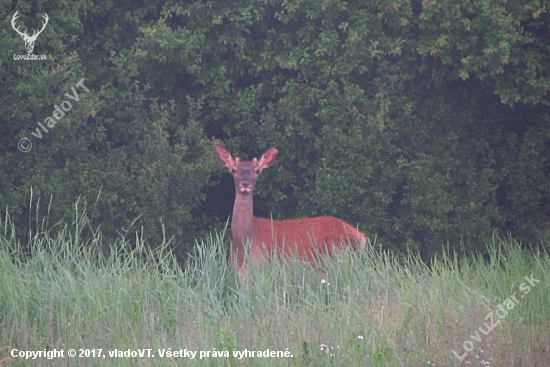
[0,206,549,366]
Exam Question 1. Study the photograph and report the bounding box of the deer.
[11,11,49,54]
[215,144,367,276]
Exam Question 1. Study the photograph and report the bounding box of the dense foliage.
[1,0,549,256]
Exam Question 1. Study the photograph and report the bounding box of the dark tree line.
[1,0,549,258]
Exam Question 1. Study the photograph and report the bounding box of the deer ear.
[257,147,278,170]
[215,144,235,169]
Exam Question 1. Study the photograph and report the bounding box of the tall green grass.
[0,203,548,366]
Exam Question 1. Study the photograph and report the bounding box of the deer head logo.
[11,11,49,54]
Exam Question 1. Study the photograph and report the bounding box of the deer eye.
[256,169,261,174]
[231,168,237,173]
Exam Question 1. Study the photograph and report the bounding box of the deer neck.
[231,190,255,246]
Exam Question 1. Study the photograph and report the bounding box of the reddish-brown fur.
[215,144,366,275]
[252,216,365,260]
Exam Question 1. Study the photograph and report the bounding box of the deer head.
[215,144,278,195]
[11,11,49,54]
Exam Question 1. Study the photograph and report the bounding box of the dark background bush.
[1,0,549,258]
